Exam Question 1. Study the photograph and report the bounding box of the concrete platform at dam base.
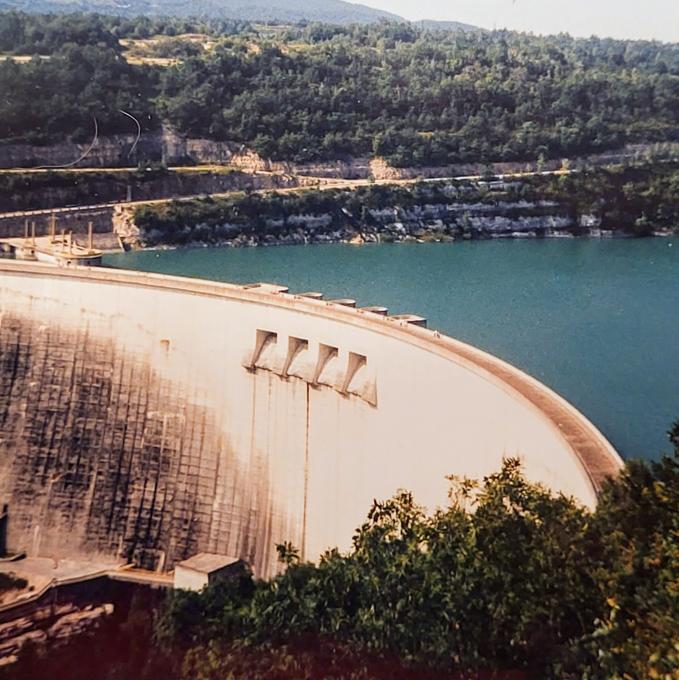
[0,260,623,580]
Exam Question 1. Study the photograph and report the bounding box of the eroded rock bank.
[131,200,590,250]
[126,165,679,249]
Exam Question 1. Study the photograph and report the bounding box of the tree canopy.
[152,433,678,679]
[1,13,678,167]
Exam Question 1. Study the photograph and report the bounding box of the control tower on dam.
[0,261,623,578]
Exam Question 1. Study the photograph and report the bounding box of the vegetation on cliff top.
[1,12,678,167]
[7,423,679,679]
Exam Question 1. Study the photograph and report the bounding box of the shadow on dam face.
[0,313,289,576]
[0,262,623,579]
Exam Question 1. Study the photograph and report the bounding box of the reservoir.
[105,238,679,462]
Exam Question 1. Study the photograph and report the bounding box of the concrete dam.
[0,261,623,578]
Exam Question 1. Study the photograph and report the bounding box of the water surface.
[105,239,679,460]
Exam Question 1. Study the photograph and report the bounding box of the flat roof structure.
[176,553,242,574]
[174,554,245,591]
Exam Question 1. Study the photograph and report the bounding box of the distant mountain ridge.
[0,0,406,24]
[414,19,481,33]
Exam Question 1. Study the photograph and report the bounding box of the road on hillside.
[0,168,571,220]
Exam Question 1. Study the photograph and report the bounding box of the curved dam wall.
[0,261,622,578]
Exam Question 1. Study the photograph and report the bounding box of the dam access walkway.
[0,234,103,266]
[0,557,173,606]
[0,556,172,666]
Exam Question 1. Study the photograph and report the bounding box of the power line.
[119,109,142,159]
[39,115,99,170]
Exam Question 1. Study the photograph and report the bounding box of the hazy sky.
[356,0,679,42]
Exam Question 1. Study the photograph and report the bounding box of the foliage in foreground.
[7,426,679,680]
[156,424,679,680]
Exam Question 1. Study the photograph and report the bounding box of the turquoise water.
[105,239,679,461]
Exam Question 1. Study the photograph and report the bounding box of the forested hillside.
[0,12,678,167]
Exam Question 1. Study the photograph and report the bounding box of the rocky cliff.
[2,127,675,182]
[132,181,601,249]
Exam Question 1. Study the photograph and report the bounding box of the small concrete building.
[173,553,245,592]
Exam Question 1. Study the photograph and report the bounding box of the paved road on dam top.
[108,237,679,463]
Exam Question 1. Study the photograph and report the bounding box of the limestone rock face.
[0,134,146,170]
[112,206,141,248]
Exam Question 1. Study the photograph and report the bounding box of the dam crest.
[0,261,622,578]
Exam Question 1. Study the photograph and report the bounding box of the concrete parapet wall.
[0,262,622,578]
